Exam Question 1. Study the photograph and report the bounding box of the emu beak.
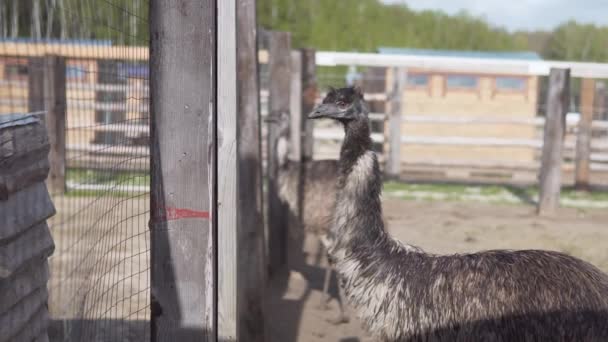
[308,104,332,119]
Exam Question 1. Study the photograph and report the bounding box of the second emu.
[308,86,608,341]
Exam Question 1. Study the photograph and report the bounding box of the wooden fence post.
[386,67,406,179]
[301,49,316,161]
[27,57,44,113]
[290,50,303,163]
[149,0,216,340]
[538,68,570,216]
[42,56,66,194]
[575,78,595,191]
[266,31,291,277]
[217,1,240,340]
[595,82,606,120]
[235,0,266,341]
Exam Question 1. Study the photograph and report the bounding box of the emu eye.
[336,100,346,107]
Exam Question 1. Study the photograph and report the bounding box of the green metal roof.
[377,47,543,61]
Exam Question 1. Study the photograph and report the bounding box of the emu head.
[308,86,366,122]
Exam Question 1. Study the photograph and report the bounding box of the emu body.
[278,159,350,323]
[310,86,608,341]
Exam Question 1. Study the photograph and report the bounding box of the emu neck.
[329,117,386,249]
[338,118,373,175]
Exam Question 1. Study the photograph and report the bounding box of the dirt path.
[268,197,608,342]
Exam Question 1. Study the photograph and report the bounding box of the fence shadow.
[49,319,227,342]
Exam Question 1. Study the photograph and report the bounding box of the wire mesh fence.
[0,1,150,341]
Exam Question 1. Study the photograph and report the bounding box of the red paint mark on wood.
[157,207,210,221]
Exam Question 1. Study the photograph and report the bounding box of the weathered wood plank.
[149,0,216,340]
[386,67,406,178]
[218,0,238,340]
[301,49,316,161]
[575,78,595,190]
[0,119,50,199]
[290,50,303,162]
[0,287,48,342]
[0,158,50,200]
[0,261,48,314]
[0,118,49,165]
[0,222,54,279]
[0,182,55,243]
[267,31,291,277]
[538,68,570,215]
[235,0,266,341]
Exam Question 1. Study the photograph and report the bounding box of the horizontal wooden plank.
[0,118,49,162]
[0,80,149,93]
[0,41,148,60]
[0,158,50,200]
[0,99,149,113]
[0,287,48,342]
[314,51,608,78]
[0,261,48,314]
[0,222,54,278]
[85,123,148,134]
[0,182,55,242]
[67,143,149,156]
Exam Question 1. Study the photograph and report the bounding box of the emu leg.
[318,265,332,310]
[327,277,349,325]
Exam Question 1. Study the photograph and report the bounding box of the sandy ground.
[267,197,608,342]
[46,195,608,341]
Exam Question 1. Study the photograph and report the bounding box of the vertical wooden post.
[217,1,239,340]
[386,67,406,179]
[538,68,570,216]
[301,49,316,161]
[27,57,44,113]
[575,78,595,191]
[266,31,291,277]
[149,0,216,341]
[290,50,303,162]
[43,56,66,194]
[595,82,606,120]
[235,0,265,341]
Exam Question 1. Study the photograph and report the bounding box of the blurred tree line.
[1,0,608,63]
[257,0,608,63]
[0,0,148,45]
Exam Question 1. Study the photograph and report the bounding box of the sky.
[382,0,608,32]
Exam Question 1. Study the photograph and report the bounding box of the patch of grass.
[67,168,150,186]
[383,181,608,208]
[65,189,144,198]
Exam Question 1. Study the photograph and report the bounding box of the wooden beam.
[538,68,570,216]
[43,56,66,194]
[217,0,240,340]
[575,78,595,190]
[386,67,406,178]
[235,0,266,341]
[27,57,44,113]
[301,49,316,161]
[0,42,148,60]
[595,82,606,120]
[290,50,303,162]
[149,0,216,340]
[266,31,291,277]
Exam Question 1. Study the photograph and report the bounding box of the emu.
[308,86,608,341]
[276,134,349,323]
